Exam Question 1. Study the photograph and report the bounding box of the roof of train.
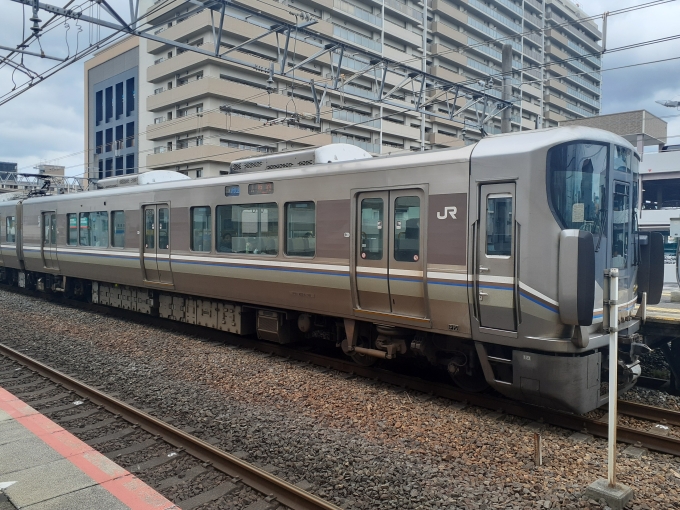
[4,126,637,206]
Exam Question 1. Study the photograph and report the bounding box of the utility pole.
[501,44,512,134]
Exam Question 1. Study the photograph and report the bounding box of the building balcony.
[431,43,467,68]
[332,0,383,30]
[429,65,467,84]
[147,76,318,116]
[430,0,468,26]
[148,112,331,146]
[520,100,541,116]
[544,110,566,123]
[544,93,566,109]
[428,132,465,148]
[430,21,467,46]
[545,78,567,94]
[385,20,422,47]
[467,0,522,34]
[146,144,261,168]
[546,13,601,52]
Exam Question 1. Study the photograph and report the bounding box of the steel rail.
[0,342,341,510]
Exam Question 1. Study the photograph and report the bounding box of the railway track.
[4,284,680,459]
[0,343,341,510]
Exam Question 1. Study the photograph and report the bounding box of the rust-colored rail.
[0,343,341,510]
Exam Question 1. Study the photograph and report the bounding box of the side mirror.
[559,230,595,327]
[638,232,664,305]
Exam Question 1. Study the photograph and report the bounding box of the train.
[0,126,664,414]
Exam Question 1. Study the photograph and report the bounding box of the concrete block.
[3,458,97,508]
[649,423,671,436]
[585,479,633,510]
[21,485,129,510]
[0,437,63,476]
[622,445,647,459]
[569,432,593,443]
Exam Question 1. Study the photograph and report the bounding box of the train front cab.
[467,127,658,414]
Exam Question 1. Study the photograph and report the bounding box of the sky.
[0,0,678,178]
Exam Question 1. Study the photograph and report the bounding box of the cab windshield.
[547,142,609,242]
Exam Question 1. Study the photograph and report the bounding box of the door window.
[486,196,513,256]
[612,182,630,269]
[50,213,56,244]
[360,198,383,260]
[43,214,51,246]
[158,208,169,249]
[393,196,420,262]
[6,216,15,243]
[67,214,78,245]
[144,209,155,249]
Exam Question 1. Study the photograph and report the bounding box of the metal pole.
[501,44,512,133]
[607,267,619,487]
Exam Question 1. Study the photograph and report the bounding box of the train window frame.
[66,213,78,246]
[393,196,421,263]
[5,216,16,243]
[485,194,513,257]
[190,206,212,253]
[111,211,125,248]
[215,202,279,256]
[79,211,109,248]
[284,201,316,258]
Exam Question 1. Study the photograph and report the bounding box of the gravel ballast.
[0,288,679,509]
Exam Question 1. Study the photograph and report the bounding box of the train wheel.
[350,336,376,367]
[451,367,488,393]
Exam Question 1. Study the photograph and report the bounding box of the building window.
[95,131,103,154]
[115,156,124,176]
[105,128,113,152]
[105,158,113,177]
[196,169,203,178]
[216,203,278,255]
[95,90,103,126]
[190,206,211,252]
[115,82,123,119]
[67,214,78,246]
[115,125,123,150]
[126,154,134,174]
[126,122,134,148]
[285,202,315,257]
[105,86,113,122]
[98,160,103,179]
[126,78,135,116]
[111,211,125,247]
[79,211,109,247]
[5,216,16,243]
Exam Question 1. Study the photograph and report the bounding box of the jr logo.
[437,206,457,220]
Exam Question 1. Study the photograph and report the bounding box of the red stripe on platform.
[0,385,177,510]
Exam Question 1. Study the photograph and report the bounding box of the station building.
[84,0,602,180]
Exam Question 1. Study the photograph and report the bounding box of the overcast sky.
[0,0,678,177]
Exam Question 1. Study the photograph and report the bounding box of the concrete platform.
[0,386,178,510]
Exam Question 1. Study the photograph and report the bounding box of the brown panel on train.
[125,210,140,249]
[427,193,468,266]
[172,207,190,252]
[316,199,350,259]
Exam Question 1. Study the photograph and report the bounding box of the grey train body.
[0,127,647,414]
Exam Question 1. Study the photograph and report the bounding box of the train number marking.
[523,355,531,361]
[437,206,457,220]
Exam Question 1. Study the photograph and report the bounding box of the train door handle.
[479,292,488,301]
[479,266,489,272]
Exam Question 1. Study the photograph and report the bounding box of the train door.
[476,183,516,331]
[41,212,59,271]
[355,190,427,318]
[142,204,173,285]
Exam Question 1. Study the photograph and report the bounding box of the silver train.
[0,126,664,413]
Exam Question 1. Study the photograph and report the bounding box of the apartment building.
[85,0,602,179]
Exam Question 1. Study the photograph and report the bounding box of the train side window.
[6,216,16,243]
[216,203,278,255]
[158,208,169,249]
[67,214,78,246]
[486,195,513,256]
[144,209,155,249]
[393,196,420,262]
[190,206,212,252]
[79,211,109,247]
[360,198,383,260]
[111,211,125,248]
[285,202,315,257]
